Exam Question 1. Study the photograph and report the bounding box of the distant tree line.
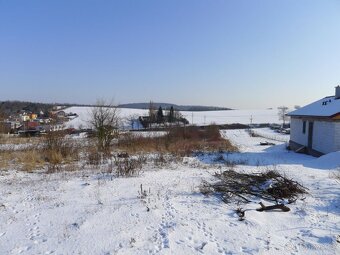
[0,101,103,117]
[0,101,54,116]
[117,102,232,111]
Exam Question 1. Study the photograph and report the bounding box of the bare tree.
[148,101,156,123]
[126,114,139,130]
[277,106,289,127]
[89,99,120,153]
[0,107,7,135]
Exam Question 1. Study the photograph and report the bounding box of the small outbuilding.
[287,86,340,156]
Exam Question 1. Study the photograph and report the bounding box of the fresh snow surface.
[0,130,339,254]
[288,96,340,117]
[64,106,281,129]
[249,128,290,143]
[181,109,281,126]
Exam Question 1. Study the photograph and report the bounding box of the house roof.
[288,96,340,118]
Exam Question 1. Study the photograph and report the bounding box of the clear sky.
[1,0,340,109]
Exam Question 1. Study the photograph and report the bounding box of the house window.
[302,121,306,134]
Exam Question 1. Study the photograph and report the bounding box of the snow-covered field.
[64,106,281,129]
[64,107,148,129]
[0,129,339,254]
[181,109,281,126]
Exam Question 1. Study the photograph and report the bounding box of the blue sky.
[1,0,340,109]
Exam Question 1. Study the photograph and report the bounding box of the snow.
[181,109,281,126]
[64,106,281,129]
[249,127,290,143]
[0,143,33,151]
[64,107,148,129]
[288,96,340,117]
[307,151,340,169]
[0,130,339,254]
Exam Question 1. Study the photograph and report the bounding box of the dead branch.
[256,202,290,212]
[200,169,308,207]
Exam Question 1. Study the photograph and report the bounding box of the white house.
[287,86,340,156]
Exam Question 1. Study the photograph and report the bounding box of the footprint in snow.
[11,246,31,254]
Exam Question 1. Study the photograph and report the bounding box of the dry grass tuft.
[43,131,80,172]
[332,168,340,183]
[0,135,42,145]
[19,149,45,172]
[86,145,102,166]
[1,125,237,173]
[0,131,81,173]
[0,149,45,172]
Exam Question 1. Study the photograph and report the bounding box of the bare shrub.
[153,152,167,167]
[85,139,103,166]
[86,146,102,166]
[136,153,147,165]
[204,124,221,141]
[43,131,80,172]
[138,184,151,212]
[0,108,7,137]
[114,155,144,177]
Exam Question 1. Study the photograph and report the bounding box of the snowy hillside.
[64,107,148,129]
[64,106,281,129]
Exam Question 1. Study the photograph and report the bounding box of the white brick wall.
[290,118,308,146]
[313,121,335,154]
[334,122,340,151]
[291,118,340,154]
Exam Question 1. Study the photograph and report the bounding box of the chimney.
[336,85,340,99]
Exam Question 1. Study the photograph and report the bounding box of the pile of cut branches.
[200,170,308,205]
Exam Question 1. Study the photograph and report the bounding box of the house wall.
[21,115,30,122]
[290,117,340,154]
[312,121,335,154]
[334,122,340,151]
[290,118,308,146]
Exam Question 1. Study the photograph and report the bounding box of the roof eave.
[289,114,332,119]
[331,113,340,120]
